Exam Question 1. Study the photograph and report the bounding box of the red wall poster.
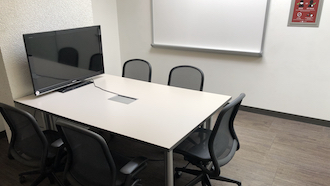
[291,0,320,23]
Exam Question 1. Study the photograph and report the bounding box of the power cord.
[90,79,136,100]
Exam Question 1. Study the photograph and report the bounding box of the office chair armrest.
[51,138,64,148]
[120,156,148,175]
[51,138,67,170]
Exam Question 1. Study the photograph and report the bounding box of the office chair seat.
[175,128,239,167]
[175,128,212,162]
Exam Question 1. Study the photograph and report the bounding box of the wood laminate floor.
[1,110,330,186]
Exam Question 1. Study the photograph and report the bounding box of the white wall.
[91,0,121,76]
[115,0,330,121]
[0,0,94,99]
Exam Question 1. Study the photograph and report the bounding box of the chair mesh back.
[122,59,151,82]
[210,94,245,168]
[168,66,204,91]
[60,125,115,186]
[0,104,44,162]
[212,107,235,166]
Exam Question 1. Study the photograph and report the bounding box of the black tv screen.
[23,25,104,96]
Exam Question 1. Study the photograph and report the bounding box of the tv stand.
[58,80,92,93]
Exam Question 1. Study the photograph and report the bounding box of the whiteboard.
[151,0,270,56]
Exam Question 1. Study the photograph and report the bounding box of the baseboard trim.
[240,105,330,127]
[0,130,7,139]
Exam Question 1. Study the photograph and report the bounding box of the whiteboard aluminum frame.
[151,0,271,57]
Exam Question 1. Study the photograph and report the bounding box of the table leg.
[205,118,211,129]
[40,112,50,130]
[165,150,174,186]
[41,112,54,130]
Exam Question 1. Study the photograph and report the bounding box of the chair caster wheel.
[174,171,182,179]
[19,175,26,183]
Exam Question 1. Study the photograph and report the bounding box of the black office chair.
[174,93,245,186]
[122,59,152,82]
[168,65,204,91]
[0,103,64,186]
[89,53,104,71]
[58,47,79,67]
[56,120,148,186]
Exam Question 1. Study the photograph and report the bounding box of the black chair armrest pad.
[120,156,148,175]
[51,138,64,148]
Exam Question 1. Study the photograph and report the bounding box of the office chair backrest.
[209,93,245,176]
[168,65,204,91]
[56,121,117,186]
[58,47,79,67]
[0,103,48,167]
[89,53,104,71]
[122,59,152,82]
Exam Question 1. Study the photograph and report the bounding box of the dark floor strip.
[240,105,330,127]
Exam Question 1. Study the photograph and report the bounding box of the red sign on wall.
[291,0,320,23]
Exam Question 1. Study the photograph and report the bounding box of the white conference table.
[15,74,231,186]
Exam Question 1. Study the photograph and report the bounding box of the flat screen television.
[23,25,104,96]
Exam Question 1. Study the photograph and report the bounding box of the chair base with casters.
[174,93,245,186]
[175,166,241,186]
[16,167,62,185]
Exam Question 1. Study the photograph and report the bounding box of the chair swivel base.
[175,167,241,186]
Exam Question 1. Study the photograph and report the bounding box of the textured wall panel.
[0,49,13,133]
[0,0,93,99]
